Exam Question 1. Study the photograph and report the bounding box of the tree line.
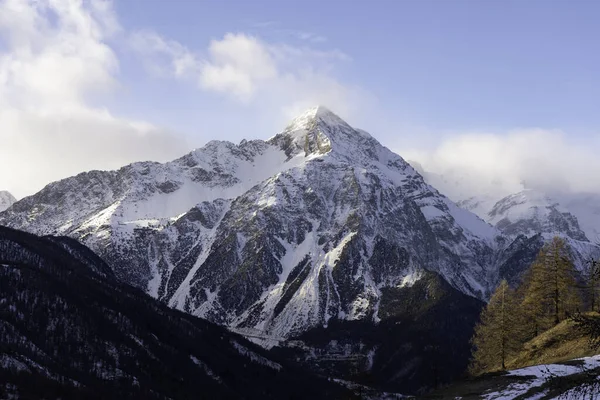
[469,237,600,375]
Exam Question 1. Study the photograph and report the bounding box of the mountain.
[416,168,600,278]
[416,167,599,242]
[0,107,501,331]
[487,189,587,241]
[2,106,559,393]
[0,191,16,212]
[0,226,352,399]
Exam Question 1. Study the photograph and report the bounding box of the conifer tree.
[542,237,581,324]
[520,237,581,328]
[515,259,546,341]
[470,280,519,375]
[581,256,600,312]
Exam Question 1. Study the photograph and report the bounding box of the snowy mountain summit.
[488,189,587,241]
[0,191,16,212]
[0,107,545,338]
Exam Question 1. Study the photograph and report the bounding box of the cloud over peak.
[404,128,600,201]
[130,30,363,119]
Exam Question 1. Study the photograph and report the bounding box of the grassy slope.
[507,315,599,370]
[423,314,600,399]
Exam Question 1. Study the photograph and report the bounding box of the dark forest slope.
[0,226,351,399]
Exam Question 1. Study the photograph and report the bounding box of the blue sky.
[2,0,600,197]
[112,0,600,137]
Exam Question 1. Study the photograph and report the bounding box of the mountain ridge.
[415,165,600,280]
[0,107,505,340]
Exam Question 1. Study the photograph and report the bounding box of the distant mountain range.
[415,166,600,243]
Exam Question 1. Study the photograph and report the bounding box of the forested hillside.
[470,237,600,375]
[0,226,352,399]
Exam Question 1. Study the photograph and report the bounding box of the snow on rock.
[419,166,600,279]
[487,190,587,240]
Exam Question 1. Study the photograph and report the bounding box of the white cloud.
[129,29,200,78]
[0,0,117,109]
[200,33,278,101]
[0,0,186,198]
[131,31,364,121]
[0,107,187,198]
[0,1,365,198]
[403,129,600,200]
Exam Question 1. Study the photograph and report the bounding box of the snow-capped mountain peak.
[272,106,375,160]
[0,191,16,212]
[485,189,588,241]
[284,105,350,133]
[1,106,531,339]
[489,189,557,219]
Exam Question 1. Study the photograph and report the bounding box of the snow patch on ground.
[483,355,600,399]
